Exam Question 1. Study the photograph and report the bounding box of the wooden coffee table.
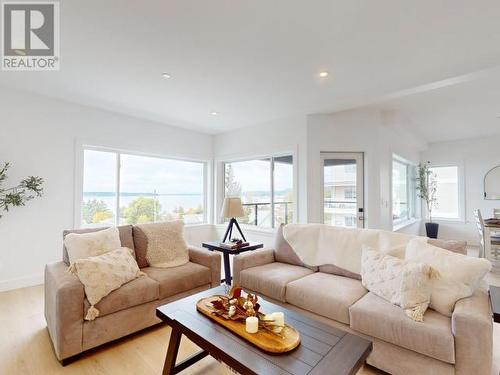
[156,286,372,375]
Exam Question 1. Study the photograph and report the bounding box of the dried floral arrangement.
[205,286,285,336]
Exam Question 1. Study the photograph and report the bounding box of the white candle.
[246,317,258,333]
[272,312,285,326]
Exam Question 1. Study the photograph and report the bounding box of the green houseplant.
[416,162,439,238]
[0,162,44,218]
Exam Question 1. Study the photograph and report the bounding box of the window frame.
[217,150,298,230]
[391,155,417,229]
[75,143,209,228]
[428,163,465,222]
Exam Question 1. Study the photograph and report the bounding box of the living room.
[1,1,500,374]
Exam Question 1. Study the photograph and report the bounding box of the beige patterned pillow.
[137,220,189,268]
[68,247,145,320]
[361,246,438,322]
[64,227,121,265]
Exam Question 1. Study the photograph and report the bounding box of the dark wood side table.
[202,241,263,285]
[490,285,500,323]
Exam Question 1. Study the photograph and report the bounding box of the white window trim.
[215,149,298,230]
[391,154,417,230]
[428,162,466,223]
[75,141,210,228]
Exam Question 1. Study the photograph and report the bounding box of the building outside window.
[223,155,294,228]
[429,165,460,220]
[392,156,416,225]
[81,148,206,227]
[323,161,357,228]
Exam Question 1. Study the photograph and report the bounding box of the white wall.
[422,135,500,244]
[0,88,216,291]
[212,108,426,246]
[307,109,426,233]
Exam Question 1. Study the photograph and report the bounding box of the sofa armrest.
[452,286,493,375]
[232,248,275,286]
[188,246,221,287]
[44,261,85,361]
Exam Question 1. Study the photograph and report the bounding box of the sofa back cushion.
[428,238,467,255]
[63,225,134,265]
[274,224,318,271]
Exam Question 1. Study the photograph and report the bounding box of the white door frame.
[320,152,365,228]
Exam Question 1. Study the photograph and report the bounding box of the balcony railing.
[323,200,356,209]
[241,201,292,226]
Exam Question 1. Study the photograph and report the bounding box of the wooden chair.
[474,209,500,272]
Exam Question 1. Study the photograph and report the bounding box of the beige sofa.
[233,229,492,375]
[44,225,221,364]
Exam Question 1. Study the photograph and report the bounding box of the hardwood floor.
[0,275,499,375]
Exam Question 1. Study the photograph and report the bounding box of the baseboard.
[0,273,43,292]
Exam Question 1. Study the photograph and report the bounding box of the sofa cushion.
[83,274,159,318]
[63,225,134,265]
[428,238,467,255]
[286,272,367,324]
[142,262,211,299]
[349,292,455,364]
[239,262,314,302]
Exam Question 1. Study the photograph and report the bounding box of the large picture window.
[392,157,416,225]
[223,155,294,228]
[81,148,206,227]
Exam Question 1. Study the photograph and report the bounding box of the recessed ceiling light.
[161,72,171,79]
[319,71,329,78]
[210,111,219,116]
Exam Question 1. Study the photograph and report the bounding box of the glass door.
[321,152,364,228]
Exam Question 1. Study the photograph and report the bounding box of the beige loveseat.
[44,225,221,364]
[233,228,492,375]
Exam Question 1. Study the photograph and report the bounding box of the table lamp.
[221,197,246,242]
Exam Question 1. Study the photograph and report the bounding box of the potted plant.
[416,162,439,238]
[0,162,44,218]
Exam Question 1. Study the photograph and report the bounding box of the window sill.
[393,218,420,232]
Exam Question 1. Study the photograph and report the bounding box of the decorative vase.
[425,222,439,239]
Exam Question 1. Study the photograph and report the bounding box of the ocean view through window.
[82,148,206,227]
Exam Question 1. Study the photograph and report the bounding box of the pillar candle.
[272,312,285,326]
[245,316,258,333]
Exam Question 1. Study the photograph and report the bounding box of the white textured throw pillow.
[405,237,491,316]
[69,247,144,320]
[64,227,121,265]
[138,220,189,268]
[361,247,437,321]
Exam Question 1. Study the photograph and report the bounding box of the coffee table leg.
[223,252,232,285]
[162,326,182,375]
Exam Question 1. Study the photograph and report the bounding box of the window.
[81,148,205,227]
[392,157,415,224]
[429,165,460,220]
[223,155,294,228]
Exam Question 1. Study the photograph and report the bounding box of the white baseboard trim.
[0,273,43,292]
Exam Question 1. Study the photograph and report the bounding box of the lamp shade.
[221,197,245,218]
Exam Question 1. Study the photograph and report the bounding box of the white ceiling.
[373,68,500,143]
[2,1,500,136]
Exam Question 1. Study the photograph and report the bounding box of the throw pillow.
[405,237,491,316]
[64,227,121,265]
[361,246,438,321]
[137,220,189,268]
[68,247,144,320]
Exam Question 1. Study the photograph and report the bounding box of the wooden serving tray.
[196,296,301,353]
